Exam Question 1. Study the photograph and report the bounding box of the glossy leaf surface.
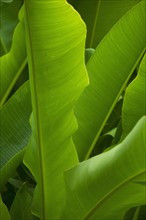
[23,0,88,219]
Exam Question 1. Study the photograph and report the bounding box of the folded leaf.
[121,53,146,139]
[23,0,88,219]
[0,81,31,191]
[63,116,146,220]
[74,1,146,160]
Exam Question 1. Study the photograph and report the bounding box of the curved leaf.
[63,116,146,220]
[122,53,146,139]
[0,81,31,191]
[23,0,88,219]
[0,0,22,55]
[73,1,146,160]
[0,13,27,106]
[69,0,141,48]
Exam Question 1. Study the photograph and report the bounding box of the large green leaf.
[121,53,146,139]
[73,1,146,160]
[62,116,146,220]
[68,0,141,48]
[23,0,88,219]
[0,195,11,220]
[0,0,22,55]
[0,81,31,191]
[0,13,27,106]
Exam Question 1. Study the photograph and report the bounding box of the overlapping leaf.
[63,116,146,220]
[121,53,146,139]
[0,81,31,191]
[0,0,22,55]
[0,12,27,106]
[73,1,146,160]
[23,0,88,219]
[68,0,141,48]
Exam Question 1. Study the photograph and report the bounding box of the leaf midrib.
[85,47,146,160]
[89,0,101,48]
[84,170,146,220]
[24,2,45,219]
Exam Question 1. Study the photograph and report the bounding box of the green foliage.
[68,0,141,48]
[63,116,146,219]
[0,0,23,55]
[10,184,36,220]
[0,13,27,106]
[122,54,146,139]
[73,0,145,160]
[0,195,11,220]
[0,0,145,219]
[0,81,31,191]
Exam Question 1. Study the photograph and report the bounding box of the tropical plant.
[0,0,146,219]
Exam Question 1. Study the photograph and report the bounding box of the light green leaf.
[63,116,146,220]
[10,184,36,220]
[0,14,27,106]
[74,1,146,160]
[0,195,11,220]
[122,53,146,139]
[69,0,141,48]
[0,81,31,191]
[23,0,88,219]
[0,0,22,55]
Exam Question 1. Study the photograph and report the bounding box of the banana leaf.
[73,1,146,160]
[0,0,22,55]
[62,116,146,220]
[23,0,88,219]
[121,53,146,139]
[0,81,31,191]
[68,0,141,48]
[0,12,27,106]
